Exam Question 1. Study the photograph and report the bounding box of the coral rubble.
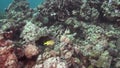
[0,0,120,68]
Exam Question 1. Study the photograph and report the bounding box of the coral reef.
[101,0,120,22]
[0,0,120,68]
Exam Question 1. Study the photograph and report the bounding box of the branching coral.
[20,21,40,42]
[20,21,50,42]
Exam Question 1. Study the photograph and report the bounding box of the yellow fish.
[44,40,55,46]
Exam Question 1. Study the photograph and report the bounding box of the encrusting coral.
[0,0,120,68]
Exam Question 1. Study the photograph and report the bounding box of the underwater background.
[0,0,43,11]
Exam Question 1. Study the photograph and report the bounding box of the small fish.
[44,40,55,46]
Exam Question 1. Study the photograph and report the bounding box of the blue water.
[29,0,44,8]
[0,0,43,12]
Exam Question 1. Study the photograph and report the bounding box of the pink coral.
[24,43,39,58]
[0,34,17,68]
[4,52,18,68]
